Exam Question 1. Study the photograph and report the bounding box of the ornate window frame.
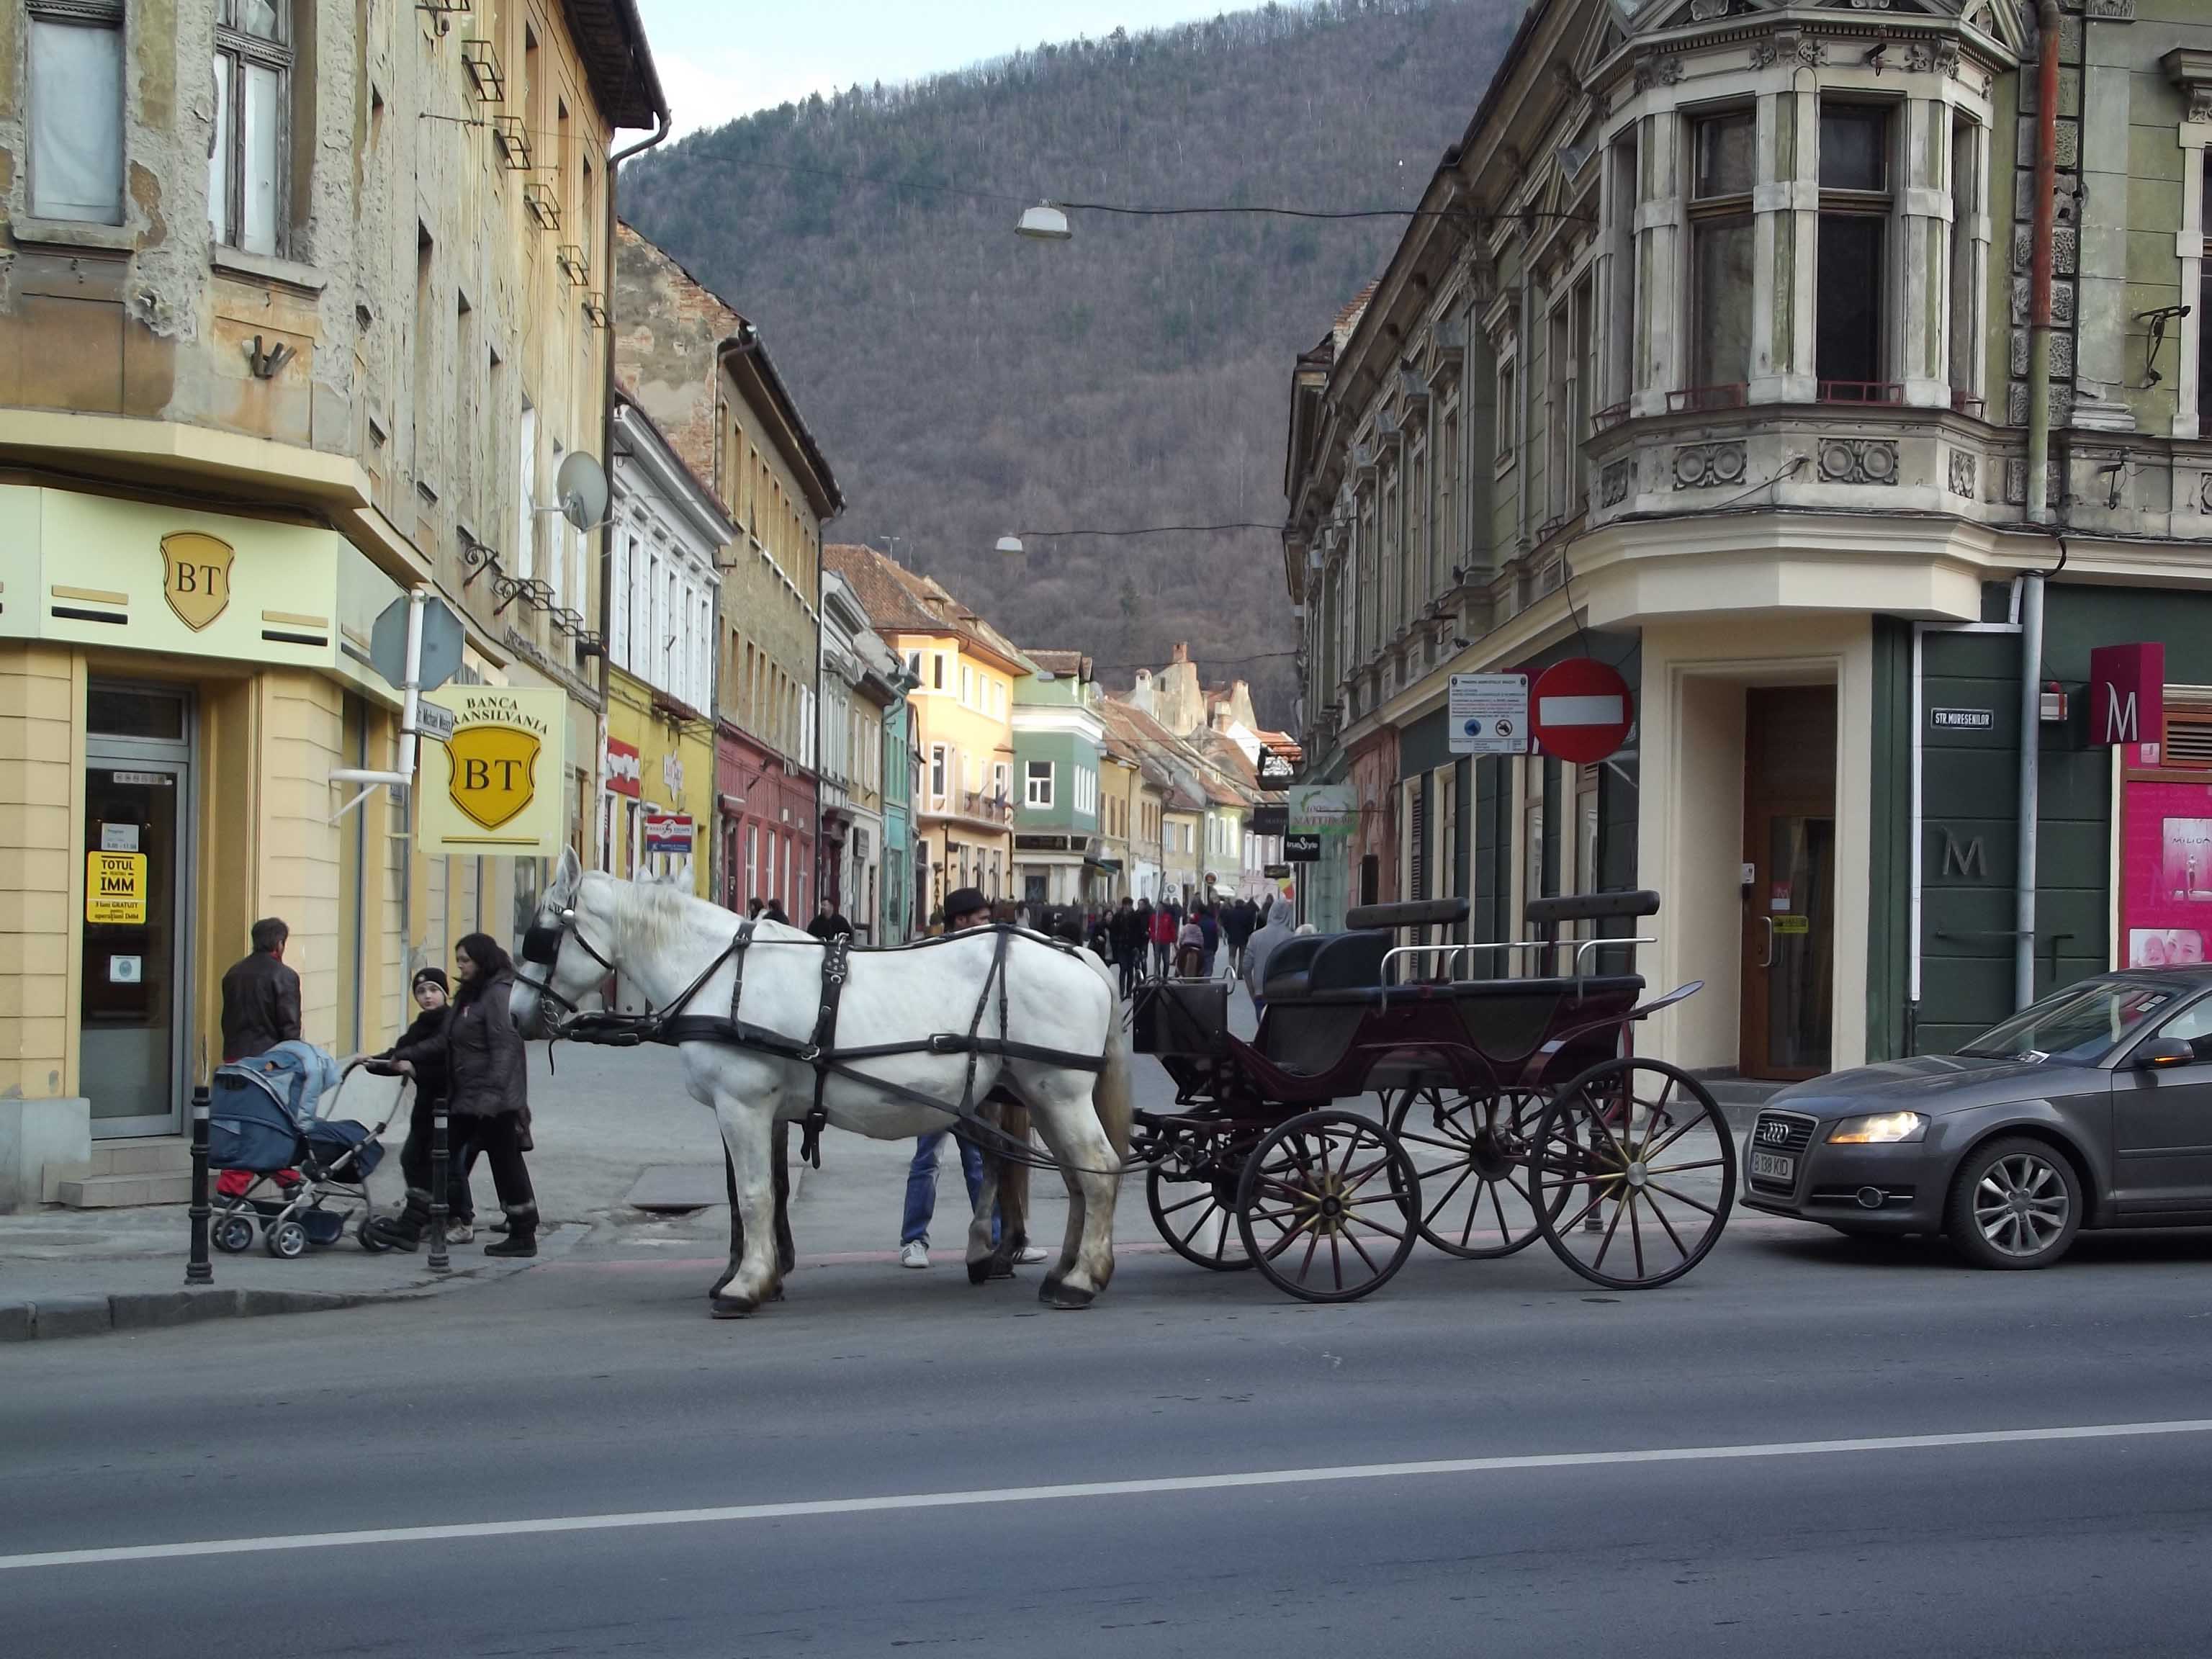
[2167,51,2212,441]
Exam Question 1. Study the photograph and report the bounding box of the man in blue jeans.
[898,886,1048,1270]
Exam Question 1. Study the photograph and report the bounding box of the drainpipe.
[597,102,673,855]
[2015,0,2061,1011]
[2026,1,2060,531]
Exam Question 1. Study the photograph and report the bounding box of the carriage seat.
[1259,929,1389,1003]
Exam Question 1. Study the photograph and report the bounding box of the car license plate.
[1750,1151,1795,1184]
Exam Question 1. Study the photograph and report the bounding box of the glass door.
[1740,685,1838,1080]
[81,763,187,1135]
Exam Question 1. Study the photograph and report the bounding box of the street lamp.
[1016,202,1071,241]
[994,535,1025,556]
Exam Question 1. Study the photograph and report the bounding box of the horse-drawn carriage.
[1128,890,1736,1302]
[514,853,1733,1316]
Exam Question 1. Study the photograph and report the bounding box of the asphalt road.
[7,1204,2212,1658]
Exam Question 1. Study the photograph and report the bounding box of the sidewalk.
[0,1039,732,1340]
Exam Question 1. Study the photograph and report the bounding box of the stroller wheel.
[358,1214,392,1253]
[264,1218,309,1260]
[212,1213,256,1254]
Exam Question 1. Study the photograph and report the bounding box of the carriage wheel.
[1234,1110,1420,1303]
[1146,1151,1253,1272]
[1529,1059,1735,1290]
[1386,1086,1561,1259]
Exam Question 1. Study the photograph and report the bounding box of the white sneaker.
[1016,1245,1050,1264]
[899,1240,930,1269]
[441,1221,475,1245]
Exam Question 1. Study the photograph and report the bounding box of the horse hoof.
[966,1258,992,1286]
[708,1264,738,1299]
[1039,1280,1094,1310]
[1039,1272,1063,1298]
[710,1292,760,1318]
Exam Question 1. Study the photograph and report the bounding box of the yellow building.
[0,0,662,1201]
[828,546,1030,916]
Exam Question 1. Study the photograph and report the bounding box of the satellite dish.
[554,449,609,531]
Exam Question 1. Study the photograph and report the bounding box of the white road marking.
[6,1418,2209,1573]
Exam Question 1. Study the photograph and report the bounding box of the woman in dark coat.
[444,932,539,1256]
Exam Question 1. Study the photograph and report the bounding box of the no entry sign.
[1529,658,1633,764]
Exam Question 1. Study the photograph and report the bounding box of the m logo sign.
[446,724,541,830]
[2090,642,2164,747]
[160,532,235,631]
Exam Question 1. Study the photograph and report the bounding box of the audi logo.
[1757,1122,1793,1145]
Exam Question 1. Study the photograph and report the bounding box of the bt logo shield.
[160,531,235,631]
[445,724,541,830]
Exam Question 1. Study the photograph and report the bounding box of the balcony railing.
[1816,379,1905,405]
[1666,383,1749,414]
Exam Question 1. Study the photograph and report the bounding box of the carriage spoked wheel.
[1528,1058,1736,1290]
[1233,1110,1421,1303]
[1146,1144,1254,1272]
[1386,1086,1563,1259]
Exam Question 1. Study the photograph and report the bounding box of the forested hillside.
[622,0,1522,722]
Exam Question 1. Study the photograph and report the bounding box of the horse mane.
[590,872,806,966]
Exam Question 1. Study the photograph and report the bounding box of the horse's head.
[511,848,618,1037]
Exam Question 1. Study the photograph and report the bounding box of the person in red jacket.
[1148,899,1178,979]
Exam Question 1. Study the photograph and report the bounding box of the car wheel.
[1943,1137,2081,1270]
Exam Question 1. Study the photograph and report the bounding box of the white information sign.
[1449,673,1529,755]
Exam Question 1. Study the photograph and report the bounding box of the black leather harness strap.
[799,936,850,1167]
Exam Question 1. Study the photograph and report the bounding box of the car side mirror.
[2134,1035,2197,1071]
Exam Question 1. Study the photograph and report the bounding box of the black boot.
[367,1191,431,1252]
[485,1204,537,1258]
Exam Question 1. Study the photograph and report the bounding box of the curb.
[0,1286,364,1342]
[0,1223,585,1344]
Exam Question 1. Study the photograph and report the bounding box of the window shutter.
[2165,709,2212,769]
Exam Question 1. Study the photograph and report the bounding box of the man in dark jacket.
[807,899,854,942]
[220,917,301,1061]
[1223,898,1257,979]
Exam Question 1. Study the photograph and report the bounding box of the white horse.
[511,850,1132,1315]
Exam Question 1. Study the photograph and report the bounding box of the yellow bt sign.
[418,685,568,855]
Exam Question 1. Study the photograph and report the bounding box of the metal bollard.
[427,1102,450,1272]
[186,1085,212,1285]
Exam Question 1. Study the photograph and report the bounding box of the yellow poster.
[86,851,148,924]
[418,685,569,855]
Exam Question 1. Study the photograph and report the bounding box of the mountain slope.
[622,0,1522,721]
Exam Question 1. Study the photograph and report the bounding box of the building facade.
[613,224,840,918]
[601,394,725,894]
[819,565,899,938]
[1012,650,1110,907]
[828,544,1027,919]
[879,665,922,943]
[0,0,660,1188]
[1285,0,2212,1079]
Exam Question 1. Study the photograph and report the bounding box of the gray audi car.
[1743,968,2212,1268]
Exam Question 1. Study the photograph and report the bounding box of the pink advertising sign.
[2120,778,2212,968]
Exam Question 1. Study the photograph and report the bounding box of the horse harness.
[519,913,1107,1169]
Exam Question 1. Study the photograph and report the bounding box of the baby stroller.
[209,1042,400,1259]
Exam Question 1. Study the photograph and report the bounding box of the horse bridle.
[517,905,617,1019]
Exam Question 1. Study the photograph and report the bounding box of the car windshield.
[1958,981,2180,1065]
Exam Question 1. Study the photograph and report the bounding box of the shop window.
[29,0,123,225]
[1817,104,1894,400]
[210,0,292,256]
[1687,110,1756,401]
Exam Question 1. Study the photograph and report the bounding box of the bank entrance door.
[81,683,195,1138]
[1740,685,1836,1081]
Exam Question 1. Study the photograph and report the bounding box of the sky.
[634,1,1256,138]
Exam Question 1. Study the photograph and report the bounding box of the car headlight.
[1826,1111,1927,1145]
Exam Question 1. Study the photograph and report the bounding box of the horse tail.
[1081,949,1133,1159]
